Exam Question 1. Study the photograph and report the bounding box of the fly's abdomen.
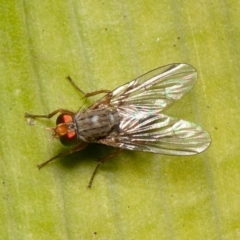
[74,108,120,142]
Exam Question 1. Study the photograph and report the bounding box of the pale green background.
[1,1,240,239]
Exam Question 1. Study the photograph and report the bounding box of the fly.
[25,63,211,188]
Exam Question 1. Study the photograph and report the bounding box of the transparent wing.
[98,113,211,155]
[109,63,197,113]
[94,63,210,154]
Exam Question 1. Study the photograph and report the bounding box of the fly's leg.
[25,109,75,119]
[88,148,123,188]
[37,142,88,169]
[67,76,113,109]
[66,76,111,97]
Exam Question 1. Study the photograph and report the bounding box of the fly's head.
[48,114,78,146]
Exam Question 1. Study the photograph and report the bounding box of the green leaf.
[1,1,240,239]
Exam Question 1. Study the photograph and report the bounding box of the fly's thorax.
[74,108,120,142]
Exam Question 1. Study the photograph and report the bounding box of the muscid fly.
[25,63,211,188]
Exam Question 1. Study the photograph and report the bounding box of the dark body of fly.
[75,108,120,142]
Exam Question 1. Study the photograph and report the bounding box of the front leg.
[37,141,88,169]
[25,109,75,119]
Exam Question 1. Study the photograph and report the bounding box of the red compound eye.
[59,132,78,146]
[56,114,73,124]
[56,114,78,146]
